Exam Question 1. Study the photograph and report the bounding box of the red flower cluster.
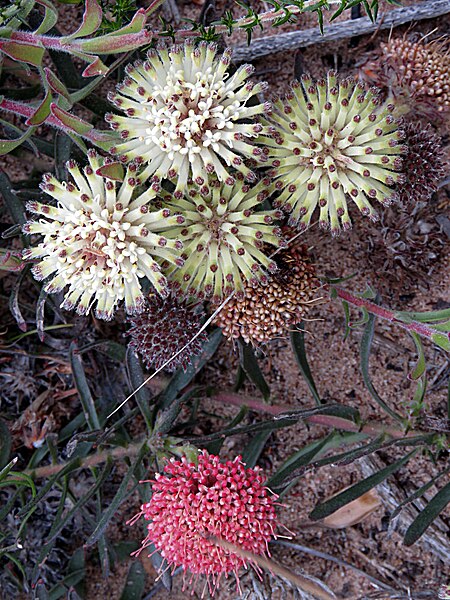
[131,451,278,595]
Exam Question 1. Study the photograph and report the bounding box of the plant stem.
[211,393,422,439]
[0,97,111,144]
[24,439,145,479]
[333,287,437,341]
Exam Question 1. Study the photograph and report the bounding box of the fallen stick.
[232,0,450,62]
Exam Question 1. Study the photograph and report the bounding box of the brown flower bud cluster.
[363,36,450,121]
[213,242,321,345]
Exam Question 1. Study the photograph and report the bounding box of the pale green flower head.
[260,72,407,236]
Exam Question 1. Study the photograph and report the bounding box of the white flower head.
[260,72,407,235]
[23,151,185,321]
[106,41,271,196]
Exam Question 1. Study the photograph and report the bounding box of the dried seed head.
[126,294,207,372]
[108,42,270,195]
[396,121,446,206]
[213,242,322,345]
[156,178,284,301]
[260,72,405,233]
[362,36,450,122]
[22,154,183,320]
[131,450,278,596]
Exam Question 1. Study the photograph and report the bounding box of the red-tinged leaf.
[96,162,124,181]
[109,8,147,35]
[0,40,45,67]
[50,103,94,135]
[81,55,108,78]
[64,0,103,40]
[78,30,151,54]
[25,90,52,126]
[44,68,70,100]
[0,249,24,273]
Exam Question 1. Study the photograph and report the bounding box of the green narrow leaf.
[0,125,36,156]
[70,341,101,430]
[9,267,28,332]
[44,68,71,101]
[409,332,426,381]
[119,561,146,600]
[404,481,450,546]
[0,421,12,470]
[268,433,334,490]
[390,467,450,521]
[360,312,404,423]
[431,332,450,352]
[241,430,272,468]
[126,348,153,431]
[0,171,26,225]
[238,339,270,401]
[290,328,321,405]
[85,444,147,546]
[309,449,417,521]
[159,328,223,409]
[18,458,82,517]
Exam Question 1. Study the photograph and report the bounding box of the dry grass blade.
[211,537,337,600]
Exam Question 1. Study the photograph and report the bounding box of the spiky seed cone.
[157,176,285,303]
[23,151,184,320]
[364,36,450,120]
[213,242,321,345]
[127,293,207,372]
[106,41,271,196]
[130,451,278,596]
[260,72,406,235]
[397,121,446,206]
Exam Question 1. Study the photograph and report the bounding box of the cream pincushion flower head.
[260,72,407,235]
[23,151,185,321]
[105,41,271,196]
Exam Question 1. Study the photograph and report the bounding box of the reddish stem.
[334,287,436,340]
[211,393,421,438]
[0,97,109,144]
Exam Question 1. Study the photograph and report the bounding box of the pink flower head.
[130,450,278,595]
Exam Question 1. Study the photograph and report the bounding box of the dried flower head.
[106,41,270,195]
[131,450,278,595]
[363,36,450,120]
[214,242,321,345]
[364,201,447,296]
[127,293,207,372]
[260,72,406,235]
[23,152,184,320]
[396,121,446,205]
[157,177,285,303]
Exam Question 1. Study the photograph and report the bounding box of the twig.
[232,0,450,61]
